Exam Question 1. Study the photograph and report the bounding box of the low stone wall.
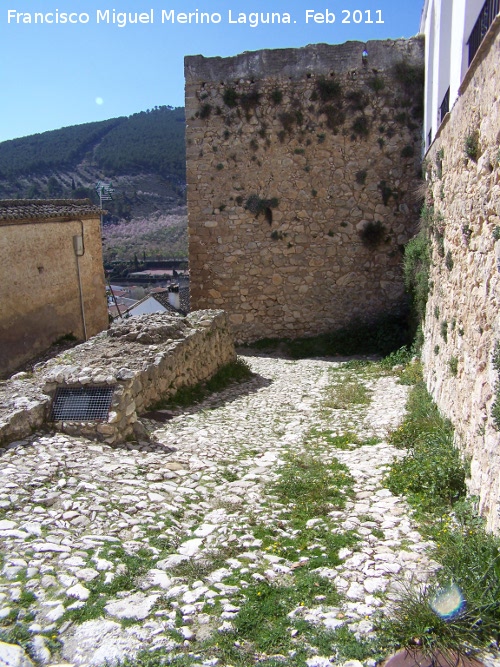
[422,19,500,532]
[0,310,235,447]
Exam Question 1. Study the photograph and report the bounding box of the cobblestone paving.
[0,354,438,667]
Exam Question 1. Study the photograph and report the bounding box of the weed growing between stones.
[169,544,245,583]
[304,427,380,450]
[315,76,343,102]
[355,169,368,185]
[358,220,387,248]
[491,342,500,429]
[448,356,458,377]
[271,453,353,522]
[0,605,61,663]
[445,250,454,271]
[321,375,371,410]
[380,374,500,659]
[61,545,166,624]
[465,131,480,162]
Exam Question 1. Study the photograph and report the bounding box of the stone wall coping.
[0,199,103,225]
[185,37,424,83]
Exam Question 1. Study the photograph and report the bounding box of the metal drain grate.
[51,386,115,422]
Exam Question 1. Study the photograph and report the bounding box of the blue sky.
[0,1,423,142]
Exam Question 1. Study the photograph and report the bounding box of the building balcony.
[467,0,500,65]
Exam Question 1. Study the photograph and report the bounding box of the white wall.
[421,0,494,149]
[128,297,167,316]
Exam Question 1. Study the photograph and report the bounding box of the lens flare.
[95,97,104,105]
[430,583,465,619]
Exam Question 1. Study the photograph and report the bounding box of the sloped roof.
[0,199,103,224]
[151,291,189,316]
[179,286,190,313]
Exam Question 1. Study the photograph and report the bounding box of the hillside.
[0,106,187,231]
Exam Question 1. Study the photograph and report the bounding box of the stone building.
[0,199,109,377]
[185,38,424,342]
[421,2,500,531]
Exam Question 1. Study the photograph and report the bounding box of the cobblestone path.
[0,354,437,667]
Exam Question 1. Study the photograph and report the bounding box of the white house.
[420,0,499,149]
[124,285,190,318]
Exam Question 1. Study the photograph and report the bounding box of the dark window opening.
[438,87,450,125]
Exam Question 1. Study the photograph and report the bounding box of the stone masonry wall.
[422,18,500,532]
[0,310,235,447]
[186,39,424,342]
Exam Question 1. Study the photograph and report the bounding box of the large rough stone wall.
[186,39,424,342]
[0,202,108,377]
[0,310,235,447]
[422,18,500,532]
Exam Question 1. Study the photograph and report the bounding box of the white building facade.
[421,0,499,149]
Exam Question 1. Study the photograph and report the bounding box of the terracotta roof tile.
[0,199,103,223]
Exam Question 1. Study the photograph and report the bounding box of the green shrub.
[367,75,385,92]
[401,145,415,158]
[279,111,300,133]
[240,90,261,113]
[392,61,425,95]
[386,382,465,513]
[449,356,458,376]
[245,195,279,216]
[445,250,454,271]
[320,104,345,132]
[378,180,394,206]
[351,115,369,138]
[465,131,480,161]
[222,87,238,108]
[359,220,386,247]
[345,90,369,111]
[199,103,212,119]
[383,378,500,658]
[316,76,342,102]
[270,88,283,104]
[355,169,367,185]
[492,342,500,429]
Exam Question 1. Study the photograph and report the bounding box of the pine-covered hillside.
[0,106,186,220]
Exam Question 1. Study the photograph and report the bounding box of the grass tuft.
[322,376,371,410]
[381,376,500,659]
